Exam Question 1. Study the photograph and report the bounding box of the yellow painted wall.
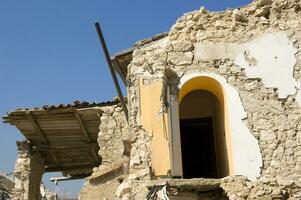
[139,76,233,177]
[139,78,171,176]
[178,76,234,175]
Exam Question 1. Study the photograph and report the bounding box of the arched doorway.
[179,89,228,178]
[176,75,232,179]
[169,73,262,180]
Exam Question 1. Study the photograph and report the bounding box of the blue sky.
[0,0,252,198]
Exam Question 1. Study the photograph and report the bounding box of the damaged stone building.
[0,173,14,200]
[3,0,301,199]
[0,172,57,200]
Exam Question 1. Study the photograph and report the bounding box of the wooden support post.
[26,111,49,144]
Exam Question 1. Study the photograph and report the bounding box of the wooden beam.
[26,111,49,144]
[35,142,98,152]
[73,110,91,142]
[45,164,96,172]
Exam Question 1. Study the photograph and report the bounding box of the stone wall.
[13,141,45,200]
[80,103,130,200]
[98,104,128,166]
[124,0,301,199]
[82,0,301,199]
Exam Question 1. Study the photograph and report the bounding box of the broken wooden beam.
[45,164,96,172]
[26,111,49,144]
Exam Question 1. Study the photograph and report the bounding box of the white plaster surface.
[235,32,298,98]
[179,72,262,181]
[195,32,298,98]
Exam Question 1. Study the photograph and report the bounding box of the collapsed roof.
[1,31,168,177]
[3,100,120,176]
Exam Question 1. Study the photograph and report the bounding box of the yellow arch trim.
[178,76,234,175]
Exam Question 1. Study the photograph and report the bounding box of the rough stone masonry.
[5,0,301,199]
[80,0,301,199]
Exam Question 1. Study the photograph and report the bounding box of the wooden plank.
[26,129,83,136]
[74,110,91,142]
[41,140,94,146]
[35,142,98,151]
[5,106,100,120]
[26,111,49,144]
[35,113,75,120]
[45,164,96,172]
[7,108,74,116]
[37,119,79,125]
[28,137,87,144]
[28,108,76,115]
[46,134,87,139]
[77,107,103,114]
[15,122,36,131]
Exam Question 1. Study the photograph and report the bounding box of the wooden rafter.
[50,153,60,166]
[74,110,91,142]
[35,142,98,152]
[45,164,96,172]
[26,111,49,144]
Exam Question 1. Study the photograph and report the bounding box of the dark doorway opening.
[180,117,217,178]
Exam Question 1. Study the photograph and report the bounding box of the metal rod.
[94,22,128,122]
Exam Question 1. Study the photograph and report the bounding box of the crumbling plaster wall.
[80,0,301,199]
[123,0,301,199]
